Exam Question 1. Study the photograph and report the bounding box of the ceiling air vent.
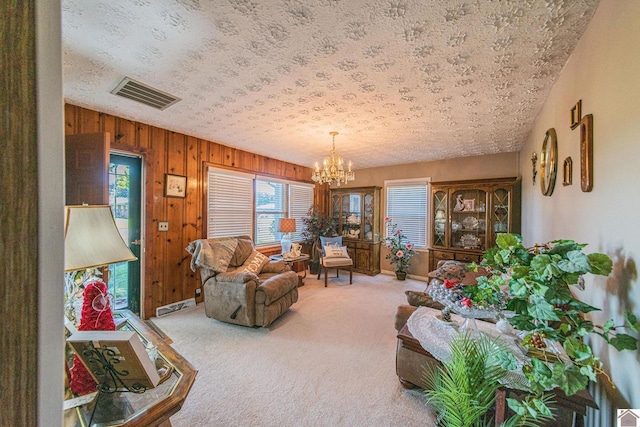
[111,77,181,110]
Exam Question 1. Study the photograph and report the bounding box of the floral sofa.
[187,235,299,327]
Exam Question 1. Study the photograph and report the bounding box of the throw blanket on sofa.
[186,238,238,273]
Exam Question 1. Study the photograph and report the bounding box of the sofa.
[186,235,299,327]
[394,260,485,388]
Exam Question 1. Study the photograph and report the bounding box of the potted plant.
[300,206,337,275]
[384,217,417,280]
[457,233,639,422]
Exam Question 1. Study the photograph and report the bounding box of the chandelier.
[311,131,355,186]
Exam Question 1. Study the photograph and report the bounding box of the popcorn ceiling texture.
[62,0,600,169]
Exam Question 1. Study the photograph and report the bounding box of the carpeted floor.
[151,271,437,427]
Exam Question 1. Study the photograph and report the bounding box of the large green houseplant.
[458,233,639,422]
[300,206,337,275]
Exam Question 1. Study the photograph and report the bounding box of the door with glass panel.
[108,154,142,315]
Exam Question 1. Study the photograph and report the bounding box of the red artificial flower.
[406,243,413,250]
[461,297,473,307]
[444,279,459,289]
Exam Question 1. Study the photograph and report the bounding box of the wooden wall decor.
[65,104,329,318]
[562,157,573,186]
[570,99,582,129]
[580,114,594,192]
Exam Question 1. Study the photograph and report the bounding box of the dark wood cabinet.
[429,177,521,271]
[330,186,381,275]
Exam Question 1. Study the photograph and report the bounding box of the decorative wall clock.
[580,114,594,192]
[540,128,558,196]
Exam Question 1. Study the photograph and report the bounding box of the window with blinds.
[207,168,254,238]
[385,179,429,248]
[207,166,315,246]
[289,183,314,242]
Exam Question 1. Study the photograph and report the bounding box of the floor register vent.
[155,298,196,317]
[111,77,181,110]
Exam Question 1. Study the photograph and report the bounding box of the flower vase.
[395,271,407,281]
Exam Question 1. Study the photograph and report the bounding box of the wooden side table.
[269,254,309,286]
[64,310,197,426]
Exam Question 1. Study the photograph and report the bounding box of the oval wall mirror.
[540,128,558,196]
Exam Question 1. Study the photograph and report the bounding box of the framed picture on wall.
[164,174,187,198]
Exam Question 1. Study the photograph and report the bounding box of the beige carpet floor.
[151,271,437,427]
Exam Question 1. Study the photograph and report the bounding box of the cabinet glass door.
[450,189,487,250]
[491,187,511,240]
[341,193,361,239]
[432,190,447,247]
[363,193,374,241]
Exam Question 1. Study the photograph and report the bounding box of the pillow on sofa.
[405,290,445,310]
[229,238,254,267]
[324,245,349,258]
[427,260,468,281]
[240,250,270,274]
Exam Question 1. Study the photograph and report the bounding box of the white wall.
[519,0,640,420]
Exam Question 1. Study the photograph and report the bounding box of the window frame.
[384,178,430,250]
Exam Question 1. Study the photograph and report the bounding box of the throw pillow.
[427,260,468,281]
[319,236,342,256]
[323,245,349,258]
[229,238,254,267]
[240,250,270,275]
[405,290,445,310]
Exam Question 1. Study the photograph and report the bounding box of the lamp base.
[280,236,292,257]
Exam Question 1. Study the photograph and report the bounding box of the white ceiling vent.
[111,77,181,110]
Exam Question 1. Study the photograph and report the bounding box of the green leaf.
[508,280,529,298]
[532,397,553,417]
[506,398,526,416]
[509,314,536,331]
[557,365,589,396]
[547,240,581,256]
[603,319,615,333]
[530,254,561,279]
[587,253,613,276]
[557,250,591,274]
[496,233,520,249]
[580,365,597,382]
[568,299,601,314]
[625,312,639,332]
[528,295,560,321]
[510,266,530,279]
[506,298,529,315]
[564,337,593,362]
[610,334,639,351]
[544,285,572,305]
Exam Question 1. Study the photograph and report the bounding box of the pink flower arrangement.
[384,218,417,274]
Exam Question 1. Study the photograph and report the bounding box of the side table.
[269,254,309,286]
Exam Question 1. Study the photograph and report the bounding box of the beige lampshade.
[64,205,137,272]
[277,218,297,233]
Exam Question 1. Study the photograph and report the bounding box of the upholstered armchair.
[317,236,353,287]
[186,236,299,327]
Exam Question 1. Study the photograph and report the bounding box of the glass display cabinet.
[330,186,381,275]
[429,177,521,271]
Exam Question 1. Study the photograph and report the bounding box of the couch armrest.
[215,270,259,284]
[255,271,298,305]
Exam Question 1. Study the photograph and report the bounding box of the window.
[207,168,255,238]
[207,166,314,246]
[385,179,429,248]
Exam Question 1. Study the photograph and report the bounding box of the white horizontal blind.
[385,181,428,248]
[290,183,314,242]
[207,168,254,238]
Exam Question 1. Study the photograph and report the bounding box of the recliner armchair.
[187,236,299,327]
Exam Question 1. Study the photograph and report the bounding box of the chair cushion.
[321,257,353,267]
[240,250,270,274]
[324,245,349,258]
[320,236,342,255]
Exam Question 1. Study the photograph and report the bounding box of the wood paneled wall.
[65,104,329,318]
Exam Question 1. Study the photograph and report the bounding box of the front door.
[109,154,142,315]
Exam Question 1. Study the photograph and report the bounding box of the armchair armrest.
[255,271,299,305]
[261,260,291,274]
[214,270,259,284]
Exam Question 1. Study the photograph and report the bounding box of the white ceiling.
[62,0,600,169]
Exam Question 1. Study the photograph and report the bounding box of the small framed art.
[164,174,187,198]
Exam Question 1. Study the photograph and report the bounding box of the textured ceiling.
[62,0,600,169]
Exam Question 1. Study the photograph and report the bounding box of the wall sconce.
[531,152,538,185]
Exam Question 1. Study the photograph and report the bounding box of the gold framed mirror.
[540,128,558,196]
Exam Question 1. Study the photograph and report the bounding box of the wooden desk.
[64,310,197,426]
[397,324,597,426]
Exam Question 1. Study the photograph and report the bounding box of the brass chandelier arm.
[311,131,355,186]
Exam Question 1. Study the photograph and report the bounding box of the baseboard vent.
[111,77,181,110]
[155,298,196,317]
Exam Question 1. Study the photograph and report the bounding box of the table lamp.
[277,218,296,257]
[64,205,138,395]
